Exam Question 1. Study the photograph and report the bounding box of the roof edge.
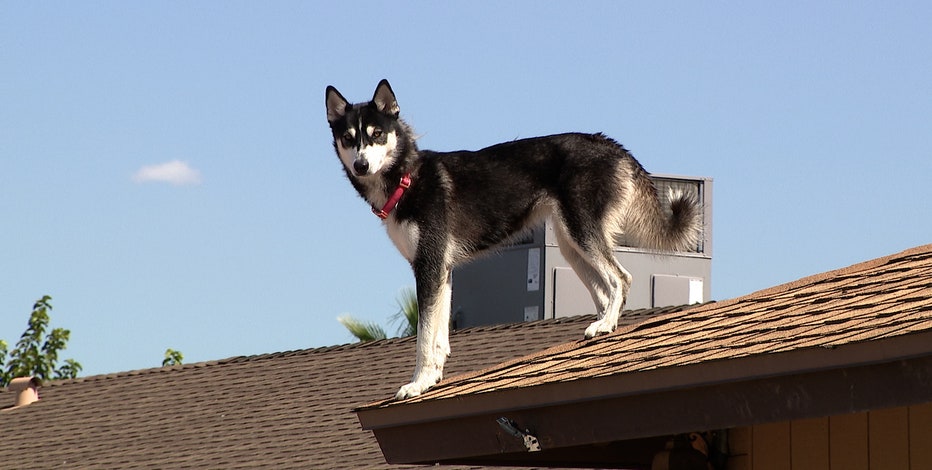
[367,351,932,465]
[357,305,700,410]
[361,245,931,411]
[357,328,932,430]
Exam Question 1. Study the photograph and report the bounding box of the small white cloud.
[132,160,202,186]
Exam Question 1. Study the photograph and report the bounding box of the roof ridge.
[27,337,418,389]
[28,310,666,389]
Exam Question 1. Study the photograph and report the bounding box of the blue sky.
[2,2,930,376]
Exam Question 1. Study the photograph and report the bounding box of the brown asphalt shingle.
[7,244,930,468]
[0,307,687,469]
[389,244,932,404]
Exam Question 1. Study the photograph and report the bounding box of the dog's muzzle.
[353,159,370,175]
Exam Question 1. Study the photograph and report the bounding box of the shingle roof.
[381,244,932,405]
[355,244,932,467]
[7,245,930,469]
[0,306,687,469]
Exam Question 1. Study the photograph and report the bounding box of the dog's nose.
[353,159,369,175]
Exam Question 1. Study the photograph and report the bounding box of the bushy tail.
[623,176,703,253]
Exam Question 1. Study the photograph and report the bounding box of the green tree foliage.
[337,315,388,342]
[339,288,418,342]
[390,288,418,338]
[0,295,82,386]
[162,348,184,367]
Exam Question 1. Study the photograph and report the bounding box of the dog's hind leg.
[553,219,612,315]
[582,246,632,338]
[554,213,632,338]
[396,253,453,400]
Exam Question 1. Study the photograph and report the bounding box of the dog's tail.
[622,174,703,253]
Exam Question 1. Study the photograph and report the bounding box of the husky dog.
[325,80,701,399]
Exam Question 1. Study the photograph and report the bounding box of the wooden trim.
[790,417,829,469]
[358,330,932,429]
[362,353,932,465]
[752,421,789,470]
[869,407,909,469]
[829,412,868,470]
[909,402,932,468]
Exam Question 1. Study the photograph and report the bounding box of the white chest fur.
[385,217,420,263]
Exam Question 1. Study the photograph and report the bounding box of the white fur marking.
[357,132,397,175]
[386,218,419,262]
[395,240,454,399]
[396,273,452,399]
[335,140,357,173]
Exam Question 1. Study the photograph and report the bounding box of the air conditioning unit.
[451,174,712,329]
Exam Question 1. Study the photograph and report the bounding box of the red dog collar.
[373,173,411,219]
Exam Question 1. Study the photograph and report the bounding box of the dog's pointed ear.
[372,79,400,117]
[326,85,350,123]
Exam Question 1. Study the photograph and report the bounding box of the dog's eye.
[371,128,383,139]
[341,132,354,145]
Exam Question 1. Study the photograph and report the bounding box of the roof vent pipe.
[9,377,41,407]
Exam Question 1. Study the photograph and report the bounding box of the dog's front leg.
[396,253,452,400]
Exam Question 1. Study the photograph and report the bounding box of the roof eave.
[357,329,932,465]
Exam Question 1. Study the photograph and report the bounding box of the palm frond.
[337,315,388,342]
[391,287,418,337]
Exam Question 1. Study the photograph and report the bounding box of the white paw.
[394,369,442,400]
[584,319,615,339]
[395,381,427,400]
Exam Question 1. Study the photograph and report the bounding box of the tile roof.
[377,244,932,406]
[0,307,686,469]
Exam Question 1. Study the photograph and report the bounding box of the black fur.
[325,80,701,399]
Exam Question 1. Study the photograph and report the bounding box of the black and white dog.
[325,80,701,399]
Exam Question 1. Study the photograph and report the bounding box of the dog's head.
[325,79,401,178]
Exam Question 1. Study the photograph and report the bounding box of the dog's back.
[402,132,699,260]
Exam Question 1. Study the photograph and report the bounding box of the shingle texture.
[5,244,929,469]
[397,244,932,403]
[0,307,683,469]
